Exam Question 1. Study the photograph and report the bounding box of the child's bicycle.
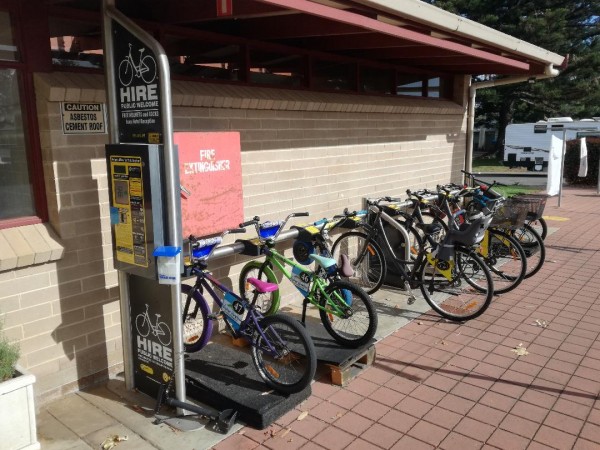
[181,228,316,395]
[238,213,377,349]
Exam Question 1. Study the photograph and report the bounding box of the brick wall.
[0,72,467,404]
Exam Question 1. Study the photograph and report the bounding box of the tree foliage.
[425,1,600,153]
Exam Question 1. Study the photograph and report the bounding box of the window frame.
[0,1,48,229]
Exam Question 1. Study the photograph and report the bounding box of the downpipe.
[465,64,560,178]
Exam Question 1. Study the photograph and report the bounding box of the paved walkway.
[38,187,600,450]
[215,186,600,450]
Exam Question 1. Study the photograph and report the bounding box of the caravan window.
[534,124,547,133]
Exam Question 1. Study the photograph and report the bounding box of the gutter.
[464,64,561,176]
[352,0,565,67]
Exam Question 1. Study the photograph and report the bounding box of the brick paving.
[214,187,600,450]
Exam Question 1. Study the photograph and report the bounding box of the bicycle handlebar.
[189,227,247,262]
[241,212,311,243]
[240,216,260,228]
[461,169,507,188]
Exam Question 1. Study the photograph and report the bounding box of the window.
[249,49,305,87]
[0,11,17,61]
[360,66,393,95]
[165,35,243,82]
[0,69,34,220]
[312,59,356,92]
[49,17,103,69]
[396,74,423,96]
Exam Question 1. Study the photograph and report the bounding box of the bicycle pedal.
[407,295,417,305]
[207,313,222,320]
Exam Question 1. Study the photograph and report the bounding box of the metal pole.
[102,0,135,391]
[558,129,567,207]
[103,5,185,407]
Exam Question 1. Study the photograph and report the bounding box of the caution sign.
[61,102,107,134]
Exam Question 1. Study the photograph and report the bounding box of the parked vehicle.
[503,117,600,171]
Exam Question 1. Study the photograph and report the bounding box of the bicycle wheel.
[140,54,157,84]
[118,59,134,86]
[527,217,548,241]
[252,314,316,395]
[181,284,213,353]
[156,321,172,347]
[135,314,150,337]
[319,280,377,348]
[480,228,527,294]
[331,231,386,295]
[510,223,545,278]
[419,247,493,321]
[238,261,280,315]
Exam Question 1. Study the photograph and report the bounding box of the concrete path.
[38,187,600,450]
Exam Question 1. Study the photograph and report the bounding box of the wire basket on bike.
[512,194,547,221]
[489,197,530,230]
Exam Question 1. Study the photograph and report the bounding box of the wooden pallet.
[326,345,376,386]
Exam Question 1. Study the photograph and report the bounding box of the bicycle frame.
[183,267,282,358]
[258,247,352,319]
[365,204,458,288]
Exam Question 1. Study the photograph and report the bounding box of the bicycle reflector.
[292,240,314,265]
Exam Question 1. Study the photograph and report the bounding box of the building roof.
[110,0,565,76]
[58,0,564,77]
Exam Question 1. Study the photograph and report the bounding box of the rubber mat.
[304,318,376,366]
[184,341,310,430]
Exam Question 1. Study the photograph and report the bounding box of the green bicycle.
[238,213,377,348]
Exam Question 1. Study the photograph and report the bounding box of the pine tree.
[425,1,600,155]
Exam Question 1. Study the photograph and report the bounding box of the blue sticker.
[110,207,120,225]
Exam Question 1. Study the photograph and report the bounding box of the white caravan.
[503,117,600,171]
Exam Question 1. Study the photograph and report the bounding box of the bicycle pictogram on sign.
[118,43,157,87]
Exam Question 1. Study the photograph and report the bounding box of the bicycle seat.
[338,254,354,278]
[446,213,492,246]
[309,254,337,269]
[246,277,279,293]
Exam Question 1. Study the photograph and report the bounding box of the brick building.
[0,0,564,405]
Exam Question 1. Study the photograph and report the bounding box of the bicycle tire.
[135,314,150,337]
[319,280,378,348]
[527,217,548,241]
[238,261,280,315]
[331,231,386,295]
[118,59,134,87]
[252,314,316,395]
[482,228,527,294]
[156,321,172,347]
[180,284,213,353]
[419,247,493,321]
[510,223,545,278]
[140,54,157,84]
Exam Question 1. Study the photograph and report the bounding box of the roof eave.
[349,0,566,68]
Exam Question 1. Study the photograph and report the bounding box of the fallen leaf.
[278,427,291,438]
[297,411,308,421]
[511,343,529,356]
[261,390,275,396]
[101,435,128,450]
[533,319,548,328]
